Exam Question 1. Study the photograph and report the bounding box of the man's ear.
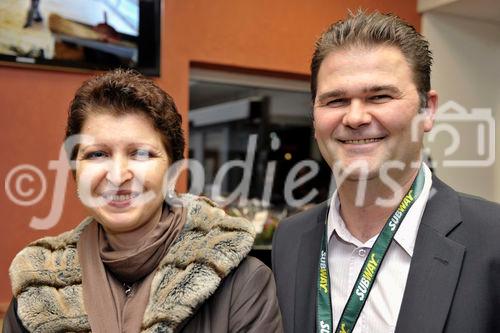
[313,121,318,139]
[423,90,438,132]
[311,108,319,140]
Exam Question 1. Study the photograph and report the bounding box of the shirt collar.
[327,164,433,257]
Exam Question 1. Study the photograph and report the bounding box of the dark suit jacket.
[272,177,500,333]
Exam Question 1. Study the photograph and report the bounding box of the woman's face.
[75,112,170,233]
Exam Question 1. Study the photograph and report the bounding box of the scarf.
[78,205,186,332]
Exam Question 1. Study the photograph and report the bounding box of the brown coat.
[3,257,282,333]
[3,195,283,333]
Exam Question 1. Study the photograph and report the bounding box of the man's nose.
[342,100,372,129]
[106,155,132,185]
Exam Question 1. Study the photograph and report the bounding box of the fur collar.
[9,195,255,333]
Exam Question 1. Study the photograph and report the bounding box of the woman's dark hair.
[65,69,185,163]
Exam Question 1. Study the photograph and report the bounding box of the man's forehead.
[315,47,413,97]
[319,45,408,72]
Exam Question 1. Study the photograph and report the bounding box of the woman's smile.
[76,112,170,233]
[102,190,141,208]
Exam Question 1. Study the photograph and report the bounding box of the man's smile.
[339,137,386,145]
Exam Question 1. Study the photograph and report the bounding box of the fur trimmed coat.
[3,195,283,333]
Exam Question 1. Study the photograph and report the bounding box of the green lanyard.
[317,168,425,333]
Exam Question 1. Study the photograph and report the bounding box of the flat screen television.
[0,0,161,76]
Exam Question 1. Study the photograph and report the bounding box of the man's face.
[313,45,436,181]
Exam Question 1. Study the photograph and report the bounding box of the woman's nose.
[105,156,132,185]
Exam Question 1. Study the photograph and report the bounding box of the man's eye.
[133,149,153,160]
[326,98,349,107]
[369,95,392,103]
[84,151,107,159]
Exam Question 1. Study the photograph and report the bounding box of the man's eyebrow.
[316,89,347,102]
[364,85,402,95]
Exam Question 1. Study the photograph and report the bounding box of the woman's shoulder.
[224,256,274,292]
[199,256,275,313]
[219,256,283,332]
[2,298,29,333]
[176,194,255,235]
[8,218,91,296]
[233,256,271,277]
[14,218,92,253]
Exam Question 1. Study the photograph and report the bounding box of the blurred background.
[1,0,499,318]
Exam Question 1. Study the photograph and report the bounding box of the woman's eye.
[133,149,153,160]
[84,151,107,159]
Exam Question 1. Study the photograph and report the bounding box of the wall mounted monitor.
[0,0,161,76]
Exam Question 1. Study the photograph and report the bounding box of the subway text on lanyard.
[316,167,425,333]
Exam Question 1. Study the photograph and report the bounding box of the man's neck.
[336,168,419,243]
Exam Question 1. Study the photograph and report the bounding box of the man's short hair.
[311,11,432,107]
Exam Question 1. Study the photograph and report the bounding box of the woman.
[3,69,283,332]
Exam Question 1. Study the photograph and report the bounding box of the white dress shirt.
[326,164,433,333]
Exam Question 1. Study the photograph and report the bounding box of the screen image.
[0,0,158,73]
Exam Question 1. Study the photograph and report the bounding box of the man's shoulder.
[457,190,500,209]
[431,177,500,244]
[278,201,329,232]
[456,191,500,226]
[272,202,327,258]
[431,176,500,221]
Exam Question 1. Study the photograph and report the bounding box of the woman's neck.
[103,207,164,251]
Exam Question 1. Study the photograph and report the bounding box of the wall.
[422,12,500,202]
[0,0,419,310]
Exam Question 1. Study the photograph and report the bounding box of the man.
[24,0,43,28]
[272,11,500,333]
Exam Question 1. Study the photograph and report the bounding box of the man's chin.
[330,160,380,182]
[342,170,380,182]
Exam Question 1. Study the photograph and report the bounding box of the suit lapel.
[294,203,328,333]
[395,177,465,333]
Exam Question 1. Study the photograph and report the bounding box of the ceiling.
[189,81,255,110]
[420,0,500,25]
